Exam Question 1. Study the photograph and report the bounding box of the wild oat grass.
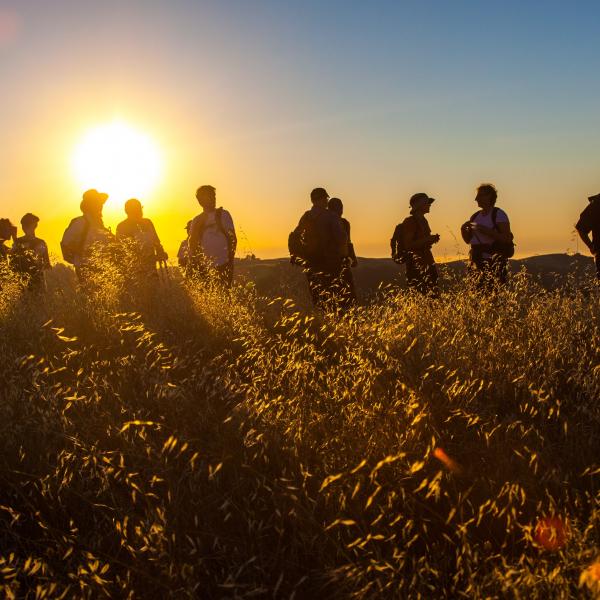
[0,253,599,598]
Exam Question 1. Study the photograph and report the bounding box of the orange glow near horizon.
[71,121,164,207]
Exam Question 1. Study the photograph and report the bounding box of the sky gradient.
[1,0,599,259]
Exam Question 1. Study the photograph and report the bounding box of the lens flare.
[534,516,569,551]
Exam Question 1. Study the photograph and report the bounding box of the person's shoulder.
[494,207,509,221]
[402,215,417,226]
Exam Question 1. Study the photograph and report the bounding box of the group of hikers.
[0,184,599,309]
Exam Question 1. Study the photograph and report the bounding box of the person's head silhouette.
[124,198,143,221]
[80,189,108,218]
[410,193,435,216]
[311,187,329,208]
[475,184,497,211]
[21,213,40,237]
[196,185,216,211]
[328,197,343,217]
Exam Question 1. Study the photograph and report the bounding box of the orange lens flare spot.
[534,516,569,551]
[433,447,462,474]
[580,559,600,594]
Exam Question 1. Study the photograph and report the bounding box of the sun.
[72,121,163,205]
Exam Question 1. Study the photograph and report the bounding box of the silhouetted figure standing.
[391,193,440,295]
[188,186,237,287]
[178,221,192,272]
[0,218,17,265]
[11,213,51,291]
[116,199,167,278]
[576,192,600,279]
[61,189,114,283]
[289,187,347,310]
[461,184,514,288]
[328,197,357,308]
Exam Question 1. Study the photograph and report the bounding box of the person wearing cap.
[290,187,348,310]
[575,192,600,279]
[398,193,440,295]
[11,213,51,291]
[461,183,513,287]
[116,199,167,278]
[328,197,358,308]
[177,221,192,272]
[0,218,17,265]
[60,189,113,282]
[188,185,237,287]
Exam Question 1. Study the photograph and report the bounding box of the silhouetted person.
[188,186,237,287]
[576,192,600,279]
[289,187,347,310]
[178,221,192,271]
[328,197,357,307]
[392,193,440,295]
[0,218,17,265]
[11,213,51,291]
[61,189,113,282]
[116,198,167,278]
[461,183,514,288]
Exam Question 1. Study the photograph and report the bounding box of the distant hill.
[235,253,596,299]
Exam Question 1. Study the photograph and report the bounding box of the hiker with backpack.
[116,198,168,278]
[461,183,514,287]
[391,193,440,295]
[188,186,237,287]
[61,189,114,283]
[289,187,347,310]
[328,197,357,308]
[575,192,600,279]
[11,213,51,291]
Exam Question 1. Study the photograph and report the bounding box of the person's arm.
[346,221,358,267]
[149,221,168,260]
[576,209,595,254]
[222,211,237,261]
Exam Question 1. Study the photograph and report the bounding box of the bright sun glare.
[72,121,163,204]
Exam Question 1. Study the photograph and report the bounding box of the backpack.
[471,207,515,258]
[190,208,237,263]
[288,211,322,264]
[391,217,426,264]
[61,217,90,265]
[391,223,408,264]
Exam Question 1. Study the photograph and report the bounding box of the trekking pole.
[159,259,171,284]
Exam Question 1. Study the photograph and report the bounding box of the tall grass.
[0,253,599,598]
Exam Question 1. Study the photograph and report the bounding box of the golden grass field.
[0,252,599,599]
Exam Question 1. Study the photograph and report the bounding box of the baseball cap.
[409,192,435,209]
[82,189,108,204]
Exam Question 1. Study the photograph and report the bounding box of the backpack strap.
[77,217,90,256]
[491,207,499,231]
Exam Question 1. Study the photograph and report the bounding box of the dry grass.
[0,252,599,599]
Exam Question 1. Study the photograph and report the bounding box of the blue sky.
[1,0,599,257]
